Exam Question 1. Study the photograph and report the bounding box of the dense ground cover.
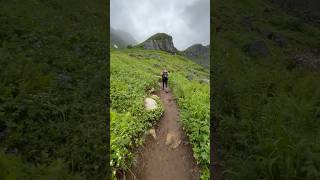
[0,0,108,179]
[212,0,320,179]
[110,49,210,179]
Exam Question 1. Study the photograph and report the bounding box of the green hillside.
[110,49,210,179]
[213,0,320,179]
[0,0,108,179]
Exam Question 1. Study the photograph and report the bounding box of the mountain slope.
[0,0,108,179]
[212,0,320,179]
[269,0,320,26]
[182,44,210,68]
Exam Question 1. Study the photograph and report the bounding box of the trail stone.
[166,133,174,145]
[171,139,181,149]
[149,87,155,94]
[144,98,157,110]
[149,129,157,139]
[165,132,181,149]
[151,94,159,100]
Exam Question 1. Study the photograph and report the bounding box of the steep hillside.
[110,27,137,49]
[110,49,209,179]
[269,0,320,26]
[213,0,320,179]
[0,0,108,179]
[183,44,210,68]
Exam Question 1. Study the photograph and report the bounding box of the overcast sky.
[110,0,210,50]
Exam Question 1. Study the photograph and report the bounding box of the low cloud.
[111,0,210,50]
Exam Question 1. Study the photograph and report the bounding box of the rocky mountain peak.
[139,33,178,54]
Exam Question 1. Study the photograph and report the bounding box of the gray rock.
[56,73,72,89]
[186,74,194,81]
[149,129,157,139]
[0,131,5,139]
[7,147,18,155]
[263,30,288,48]
[153,63,161,68]
[57,73,72,83]
[244,41,269,57]
[151,94,159,100]
[140,33,178,54]
[149,87,155,94]
[144,98,157,110]
[199,79,210,84]
[292,50,320,71]
[182,44,210,68]
[165,132,181,149]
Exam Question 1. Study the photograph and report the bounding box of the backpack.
[162,72,168,79]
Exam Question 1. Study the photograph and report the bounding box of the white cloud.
[110,0,210,50]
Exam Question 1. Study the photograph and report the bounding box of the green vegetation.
[213,0,320,179]
[146,33,173,41]
[110,49,210,179]
[170,71,210,179]
[0,0,108,179]
[110,51,164,178]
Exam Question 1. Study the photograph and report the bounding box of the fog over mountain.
[110,0,210,50]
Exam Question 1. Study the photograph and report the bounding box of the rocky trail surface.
[126,86,200,180]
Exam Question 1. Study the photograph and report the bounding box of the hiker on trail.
[161,69,169,90]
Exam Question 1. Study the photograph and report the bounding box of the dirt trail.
[127,87,200,180]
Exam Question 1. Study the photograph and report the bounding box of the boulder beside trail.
[145,98,157,110]
[149,128,157,140]
[151,94,159,100]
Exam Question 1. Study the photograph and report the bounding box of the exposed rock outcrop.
[290,49,320,71]
[139,33,178,54]
[182,44,210,68]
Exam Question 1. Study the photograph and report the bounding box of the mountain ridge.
[136,33,210,68]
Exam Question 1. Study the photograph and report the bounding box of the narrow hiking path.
[127,86,200,180]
